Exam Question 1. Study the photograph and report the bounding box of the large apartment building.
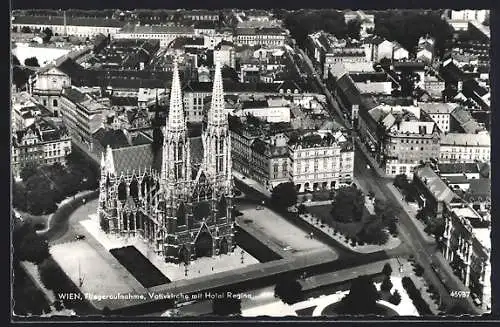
[12,118,72,178]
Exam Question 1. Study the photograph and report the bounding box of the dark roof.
[393,61,426,71]
[350,72,390,83]
[437,163,480,174]
[242,100,268,109]
[12,15,125,27]
[107,78,167,90]
[110,136,204,175]
[93,128,131,149]
[215,40,235,49]
[193,21,217,29]
[62,87,87,103]
[183,80,308,94]
[336,73,363,106]
[468,179,491,198]
[170,37,205,49]
[112,144,155,174]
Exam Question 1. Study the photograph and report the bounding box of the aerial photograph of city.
[10,7,492,320]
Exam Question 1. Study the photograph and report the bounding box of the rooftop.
[418,102,458,115]
[414,166,457,203]
[119,24,194,35]
[12,15,125,27]
[440,132,490,147]
[437,162,480,174]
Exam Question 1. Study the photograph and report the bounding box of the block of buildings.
[59,86,109,148]
[114,24,195,47]
[235,27,287,47]
[358,104,440,176]
[12,118,72,178]
[439,133,490,163]
[11,15,125,38]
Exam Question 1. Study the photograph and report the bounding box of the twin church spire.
[161,57,230,190]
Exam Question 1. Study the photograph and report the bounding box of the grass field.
[109,246,170,288]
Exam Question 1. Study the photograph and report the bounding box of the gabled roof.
[112,143,155,174]
[108,135,204,176]
[94,128,131,149]
[414,166,457,203]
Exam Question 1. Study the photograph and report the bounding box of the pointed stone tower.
[160,57,192,262]
[203,60,231,182]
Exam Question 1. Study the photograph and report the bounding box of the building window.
[53,99,58,107]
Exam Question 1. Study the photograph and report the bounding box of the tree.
[212,294,241,316]
[394,174,408,190]
[12,66,30,90]
[24,57,40,67]
[346,19,362,40]
[382,263,393,277]
[20,162,39,181]
[381,276,393,292]
[13,182,27,211]
[330,185,364,223]
[15,224,50,264]
[12,54,20,66]
[297,204,306,215]
[374,199,399,235]
[21,26,32,33]
[274,278,302,305]
[338,275,381,314]
[42,27,53,43]
[271,182,298,209]
[389,290,402,305]
[358,215,389,244]
[424,216,445,240]
[415,264,424,277]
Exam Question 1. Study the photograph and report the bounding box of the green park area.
[13,152,99,216]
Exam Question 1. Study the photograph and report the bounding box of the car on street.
[256,206,264,210]
[75,234,86,240]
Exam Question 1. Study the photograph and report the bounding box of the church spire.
[207,60,226,127]
[161,56,190,193]
[166,58,185,132]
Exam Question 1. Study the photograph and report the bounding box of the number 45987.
[450,290,470,298]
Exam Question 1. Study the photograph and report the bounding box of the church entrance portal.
[195,231,213,258]
[219,238,228,255]
[178,246,189,265]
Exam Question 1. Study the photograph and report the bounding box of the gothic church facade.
[97,60,235,264]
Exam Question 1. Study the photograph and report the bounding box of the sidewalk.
[355,138,387,178]
[385,183,435,244]
[299,212,401,254]
[232,170,271,198]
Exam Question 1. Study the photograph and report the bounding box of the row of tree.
[329,186,399,245]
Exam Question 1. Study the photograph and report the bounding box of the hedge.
[401,277,433,315]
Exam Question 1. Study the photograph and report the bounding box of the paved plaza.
[80,218,259,282]
[50,241,148,311]
[239,207,338,258]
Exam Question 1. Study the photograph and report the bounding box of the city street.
[273,47,480,313]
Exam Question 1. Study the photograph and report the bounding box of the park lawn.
[109,246,170,288]
[16,210,50,231]
[306,204,372,239]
